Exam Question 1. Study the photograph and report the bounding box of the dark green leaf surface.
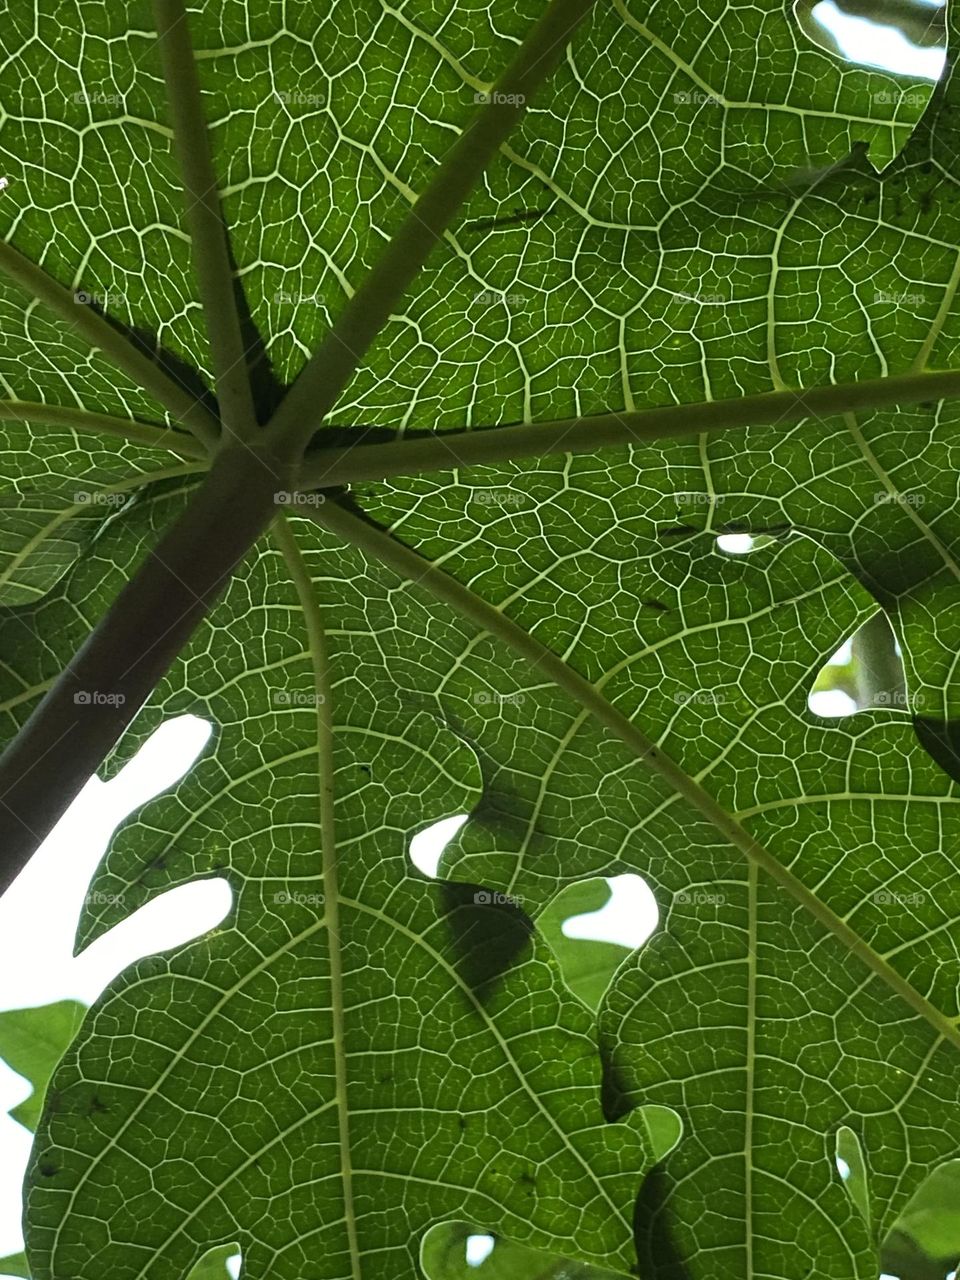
[12,494,672,1280]
[1,0,960,1277]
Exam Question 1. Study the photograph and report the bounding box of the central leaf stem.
[0,0,598,892]
[0,447,290,892]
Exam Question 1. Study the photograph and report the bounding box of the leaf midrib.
[274,516,362,1280]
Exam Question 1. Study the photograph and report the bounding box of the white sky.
[813,0,945,77]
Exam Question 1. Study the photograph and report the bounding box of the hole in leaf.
[77,878,233,976]
[538,876,658,1009]
[799,0,945,76]
[0,714,234,1266]
[715,533,777,555]
[561,874,658,949]
[104,713,211,800]
[0,715,225,1008]
[465,1235,494,1267]
[809,611,908,718]
[409,814,469,878]
[185,1244,240,1279]
[835,1125,870,1224]
[421,1222,625,1280]
[809,687,859,719]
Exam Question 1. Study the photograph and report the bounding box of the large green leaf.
[0,0,935,427]
[1,0,960,1277]
[0,1252,29,1279]
[0,1003,85,1135]
[10,489,674,1279]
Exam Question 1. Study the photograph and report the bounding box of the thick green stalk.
[153,0,258,441]
[300,367,960,488]
[0,446,289,894]
[263,0,597,457]
[0,0,596,895]
[0,399,208,460]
